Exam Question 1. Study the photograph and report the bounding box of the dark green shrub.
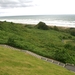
[54,49,70,63]
[64,43,75,51]
[53,26,59,31]
[7,35,23,47]
[64,44,72,49]
[70,29,75,36]
[36,21,49,30]
[10,22,14,25]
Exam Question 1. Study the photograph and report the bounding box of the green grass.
[0,21,75,64]
[0,46,75,75]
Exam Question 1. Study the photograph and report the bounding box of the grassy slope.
[0,46,75,75]
[0,21,75,64]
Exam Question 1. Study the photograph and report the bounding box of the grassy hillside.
[0,45,75,75]
[0,21,75,64]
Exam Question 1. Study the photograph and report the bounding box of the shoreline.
[0,15,75,28]
[0,20,75,29]
[11,22,75,29]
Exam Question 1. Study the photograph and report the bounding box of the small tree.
[36,21,49,30]
[53,26,59,31]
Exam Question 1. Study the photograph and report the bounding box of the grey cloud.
[0,0,33,8]
[18,0,32,3]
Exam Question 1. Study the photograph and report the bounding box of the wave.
[0,15,75,28]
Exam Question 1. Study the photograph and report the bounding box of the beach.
[0,15,75,28]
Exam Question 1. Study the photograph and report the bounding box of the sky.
[0,0,75,16]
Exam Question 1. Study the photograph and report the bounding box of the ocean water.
[0,15,75,27]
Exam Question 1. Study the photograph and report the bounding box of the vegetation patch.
[0,46,75,75]
[0,21,75,65]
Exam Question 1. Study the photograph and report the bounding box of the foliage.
[25,24,34,29]
[0,21,75,65]
[70,28,75,36]
[64,44,72,49]
[53,26,59,31]
[36,21,49,30]
[54,49,71,63]
[0,46,75,75]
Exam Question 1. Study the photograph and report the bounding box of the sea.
[0,15,75,28]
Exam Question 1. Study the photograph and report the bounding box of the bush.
[36,21,49,30]
[54,49,70,63]
[70,29,75,36]
[25,24,34,29]
[53,26,59,31]
[7,35,23,47]
[64,44,72,49]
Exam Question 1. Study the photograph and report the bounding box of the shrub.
[54,49,70,63]
[53,26,59,31]
[25,25,34,29]
[36,21,49,30]
[70,29,75,36]
[64,44,72,49]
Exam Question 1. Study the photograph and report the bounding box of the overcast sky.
[0,0,75,16]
